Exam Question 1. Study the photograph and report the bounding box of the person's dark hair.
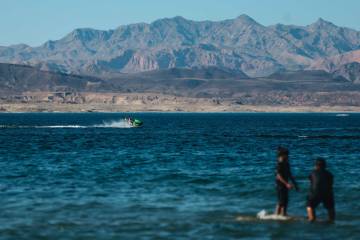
[316,158,327,169]
[277,147,289,158]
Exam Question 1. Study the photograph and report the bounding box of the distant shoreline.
[1,103,360,113]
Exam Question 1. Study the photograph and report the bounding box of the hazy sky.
[1,0,359,46]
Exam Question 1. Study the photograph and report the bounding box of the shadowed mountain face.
[333,62,360,83]
[2,63,360,108]
[107,69,359,98]
[0,64,250,96]
[0,16,359,78]
[0,64,360,98]
[0,63,108,94]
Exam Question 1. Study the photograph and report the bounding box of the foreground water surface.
[0,113,359,239]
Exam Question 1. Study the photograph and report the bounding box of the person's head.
[277,147,289,162]
[315,158,327,170]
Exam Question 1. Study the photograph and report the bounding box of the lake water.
[0,113,359,239]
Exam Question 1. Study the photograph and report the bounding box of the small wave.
[0,125,16,128]
[258,134,360,139]
[336,114,350,117]
[236,216,257,222]
[298,135,308,138]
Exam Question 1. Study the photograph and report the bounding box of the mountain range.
[3,62,360,98]
[0,15,359,79]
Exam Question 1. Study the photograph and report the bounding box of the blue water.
[0,113,359,239]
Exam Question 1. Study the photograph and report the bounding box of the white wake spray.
[94,119,133,128]
[35,125,86,129]
[1,119,134,129]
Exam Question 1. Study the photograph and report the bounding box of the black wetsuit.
[307,169,334,210]
[276,161,296,207]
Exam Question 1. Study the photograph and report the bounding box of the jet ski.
[131,119,143,127]
[126,118,143,127]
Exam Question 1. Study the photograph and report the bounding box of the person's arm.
[276,164,293,189]
[285,162,298,191]
[289,167,299,191]
[276,174,293,189]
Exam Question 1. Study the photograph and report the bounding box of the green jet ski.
[131,119,143,127]
[126,117,143,127]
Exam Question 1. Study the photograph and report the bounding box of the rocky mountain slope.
[107,68,360,98]
[0,15,359,78]
[0,63,108,94]
[308,50,360,82]
[309,49,360,71]
[332,62,360,83]
[2,62,360,110]
[2,63,359,99]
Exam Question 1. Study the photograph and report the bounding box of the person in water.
[275,147,299,216]
[306,158,335,222]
